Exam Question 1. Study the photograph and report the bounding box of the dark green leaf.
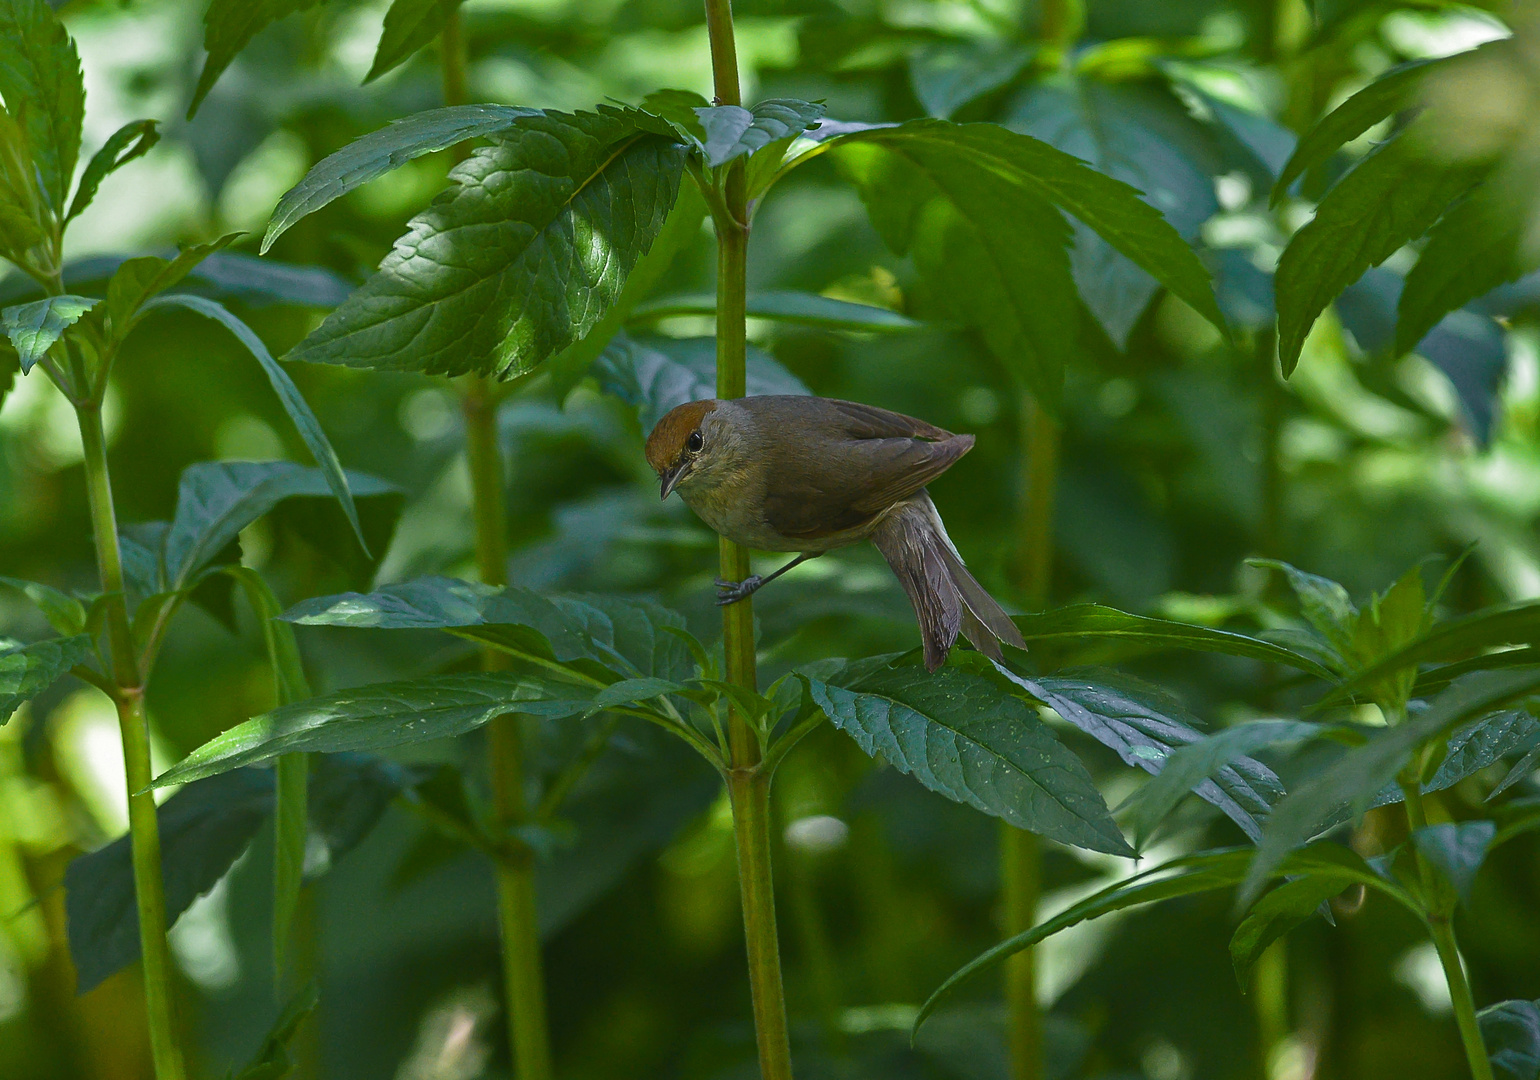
[189,0,326,119]
[367,0,462,83]
[1491,744,1540,800]
[306,753,410,871]
[142,296,366,550]
[67,119,159,223]
[558,592,697,680]
[1250,558,1358,654]
[2,295,95,373]
[1428,712,1540,792]
[909,41,1032,119]
[285,108,686,381]
[594,333,809,431]
[806,666,1133,856]
[1478,998,1540,1080]
[0,0,83,211]
[261,104,541,252]
[273,752,307,973]
[1,634,92,724]
[154,673,597,788]
[585,676,689,717]
[692,98,824,167]
[1273,129,1481,376]
[232,981,319,1080]
[65,769,275,993]
[1230,873,1356,985]
[0,576,85,635]
[629,290,920,331]
[1413,820,1495,906]
[105,234,240,330]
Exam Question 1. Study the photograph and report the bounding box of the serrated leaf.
[367,0,463,83]
[1249,558,1358,654]
[909,41,1032,119]
[261,104,541,252]
[1478,998,1540,1080]
[152,673,597,787]
[594,333,809,431]
[630,290,920,331]
[557,592,697,681]
[1273,129,1481,376]
[67,119,159,223]
[806,666,1133,856]
[141,296,366,550]
[693,99,825,168]
[0,575,86,635]
[585,676,689,717]
[1491,744,1540,800]
[0,0,84,211]
[105,234,240,331]
[1428,712,1540,792]
[1413,820,1495,907]
[2,295,95,373]
[1,634,92,724]
[1002,668,1283,842]
[1229,873,1357,985]
[189,0,326,119]
[65,769,275,993]
[285,108,687,380]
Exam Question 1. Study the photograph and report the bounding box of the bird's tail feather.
[871,492,1026,672]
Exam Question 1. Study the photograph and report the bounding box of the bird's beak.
[659,463,686,500]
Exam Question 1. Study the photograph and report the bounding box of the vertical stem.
[705,1,794,1076]
[1401,783,1493,1080]
[77,404,186,1080]
[1003,391,1058,1080]
[441,10,553,1077]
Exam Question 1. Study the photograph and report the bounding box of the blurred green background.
[4,0,1540,1078]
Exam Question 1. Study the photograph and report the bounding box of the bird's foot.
[715,575,764,606]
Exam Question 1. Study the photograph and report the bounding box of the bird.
[645,394,1026,672]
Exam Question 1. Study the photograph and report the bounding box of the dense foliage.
[3,1,1540,1079]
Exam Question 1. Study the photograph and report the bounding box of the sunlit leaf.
[1,295,95,373]
[0,0,84,211]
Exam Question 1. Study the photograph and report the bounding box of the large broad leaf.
[261,105,541,252]
[1002,668,1283,842]
[1413,820,1496,907]
[67,119,159,223]
[153,673,597,788]
[694,99,825,168]
[2,295,96,374]
[1010,603,1338,679]
[141,296,367,549]
[0,0,83,212]
[557,592,697,682]
[594,334,809,431]
[1004,79,1221,347]
[188,0,326,118]
[1244,667,1540,903]
[366,0,464,83]
[65,769,276,993]
[1273,128,1481,376]
[806,665,1133,856]
[629,290,920,332]
[1478,999,1540,1080]
[285,108,687,381]
[0,634,93,724]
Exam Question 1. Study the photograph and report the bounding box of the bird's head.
[645,399,723,500]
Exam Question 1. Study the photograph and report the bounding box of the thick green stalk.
[1402,783,1493,1080]
[1003,392,1058,1080]
[77,403,185,1080]
[705,1,795,1075]
[441,10,553,1076]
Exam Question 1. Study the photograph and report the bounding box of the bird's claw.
[715,575,763,606]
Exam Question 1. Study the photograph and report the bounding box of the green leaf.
[1271,52,1457,203]
[594,333,809,431]
[1010,602,1338,679]
[630,290,920,331]
[0,342,15,409]
[0,0,84,211]
[2,295,96,373]
[1000,668,1283,843]
[67,119,159,223]
[692,99,825,168]
[1413,820,1495,907]
[0,575,86,635]
[1244,667,1540,904]
[0,634,92,724]
[1120,719,1321,847]
[152,673,597,787]
[366,0,463,83]
[189,0,326,119]
[1427,712,1540,793]
[585,676,689,717]
[105,234,241,331]
[1478,998,1540,1080]
[232,981,319,1080]
[65,769,275,993]
[806,666,1133,856]
[141,296,366,551]
[1229,873,1357,985]
[564,593,697,681]
[261,104,541,253]
[908,40,1032,119]
[284,108,687,381]
[1491,743,1540,801]
[1273,130,1481,376]
[1249,558,1357,655]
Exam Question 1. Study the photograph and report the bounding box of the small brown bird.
[645,395,1026,671]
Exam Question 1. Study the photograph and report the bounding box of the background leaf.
[594,334,809,431]
[1478,998,1540,1080]
[629,290,920,331]
[367,0,464,83]
[1412,820,1496,907]
[189,0,326,119]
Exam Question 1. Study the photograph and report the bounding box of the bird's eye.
[686,431,704,453]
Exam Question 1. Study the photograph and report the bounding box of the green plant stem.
[1402,782,1493,1080]
[1003,390,1058,1080]
[77,402,185,1080]
[727,766,794,1080]
[1035,0,1085,71]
